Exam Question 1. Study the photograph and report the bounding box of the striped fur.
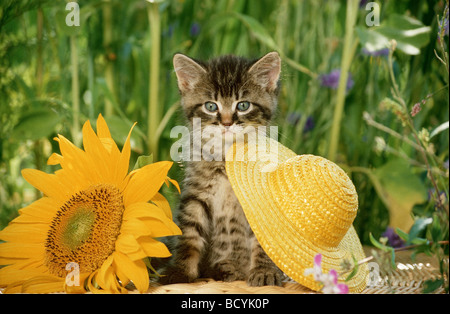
[162,53,283,286]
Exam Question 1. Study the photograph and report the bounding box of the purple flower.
[319,69,354,92]
[361,47,390,57]
[381,227,405,248]
[438,4,449,40]
[190,22,201,37]
[304,253,349,294]
[359,0,370,9]
[163,24,175,38]
[286,112,315,132]
[411,102,422,117]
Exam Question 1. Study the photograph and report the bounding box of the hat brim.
[225,138,368,293]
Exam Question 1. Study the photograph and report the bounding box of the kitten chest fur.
[183,160,251,269]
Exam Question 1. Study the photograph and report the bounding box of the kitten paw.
[247,267,283,287]
[212,260,246,282]
[159,267,194,285]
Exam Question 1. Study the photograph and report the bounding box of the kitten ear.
[173,54,207,93]
[248,52,281,92]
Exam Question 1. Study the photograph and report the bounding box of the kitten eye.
[204,101,218,112]
[236,101,251,112]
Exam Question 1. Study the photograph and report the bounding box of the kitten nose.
[221,113,233,127]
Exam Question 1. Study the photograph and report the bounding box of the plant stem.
[155,101,180,144]
[328,0,359,161]
[34,5,44,195]
[282,56,317,79]
[363,112,425,153]
[387,42,446,213]
[148,2,161,159]
[36,7,43,97]
[340,241,450,276]
[103,0,114,117]
[70,35,80,147]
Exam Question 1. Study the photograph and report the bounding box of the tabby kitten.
[163,52,282,286]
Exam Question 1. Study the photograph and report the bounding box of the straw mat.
[0,248,446,294]
[147,249,447,294]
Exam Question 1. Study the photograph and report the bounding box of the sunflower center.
[45,184,124,277]
[62,207,96,251]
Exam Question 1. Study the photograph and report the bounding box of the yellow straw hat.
[225,137,369,293]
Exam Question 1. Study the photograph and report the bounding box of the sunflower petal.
[142,217,182,238]
[115,233,147,261]
[0,224,47,243]
[65,272,90,293]
[122,202,155,221]
[138,237,172,258]
[151,192,173,219]
[96,113,112,139]
[0,263,47,286]
[0,242,44,259]
[21,275,65,293]
[123,161,173,207]
[16,197,58,223]
[82,120,113,181]
[94,254,122,293]
[123,202,181,237]
[22,169,70,201]
[47,153,63,166]
[165,176,181,193]
[54,134,93,180]
[115,122,136,184]
[120,218,153,238]
[113,252,149,293]
[97,114,121,157]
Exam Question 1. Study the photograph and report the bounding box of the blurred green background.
[0,0,448,248]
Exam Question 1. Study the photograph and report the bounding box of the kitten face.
[173,52,281,135]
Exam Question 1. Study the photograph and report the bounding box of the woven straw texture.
[147,249,447,294]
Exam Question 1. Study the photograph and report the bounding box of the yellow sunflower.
[0,114,181,293]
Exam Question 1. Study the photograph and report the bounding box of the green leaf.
[390,249,396,269]
[345,255,359,282]
[356,14,431,55]
[103,115,143,154]
[395,228,410,242]
[423,279,444,293]
[408,217,433,244]
[231,12,279,51]
[144,257,162,278]
[369,233,393,252]
[430,121,449,139]
[430,213,442,244]
[356,26,390,52]
[410,237,429,245]
[133,154,153,170]
[373,158,428,231]
[11,108,61,141]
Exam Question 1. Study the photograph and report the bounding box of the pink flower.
[304,253,349,294]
